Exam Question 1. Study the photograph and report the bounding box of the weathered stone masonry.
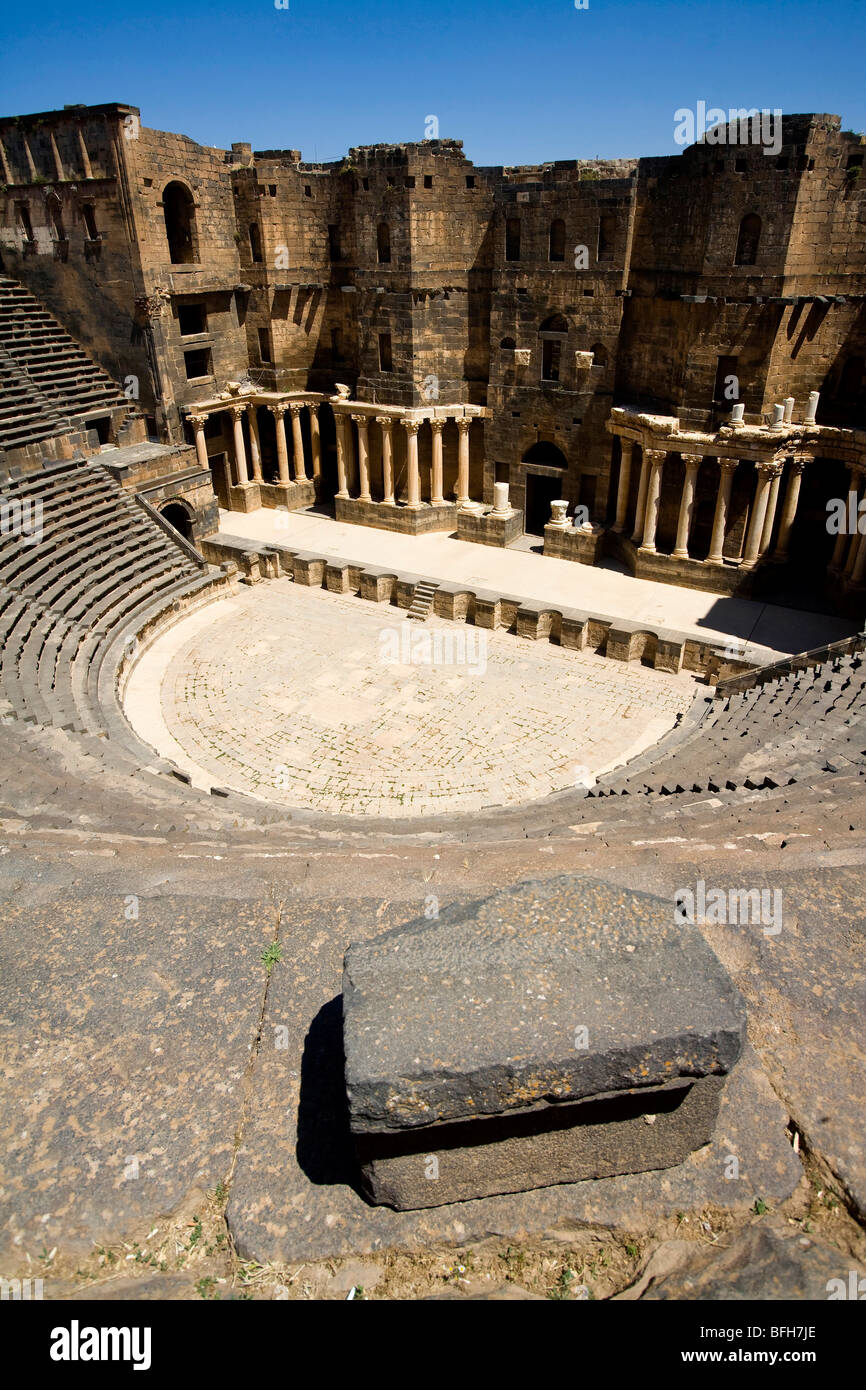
[1,104,864,606]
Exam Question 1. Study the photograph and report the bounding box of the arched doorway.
[161,502,195,543]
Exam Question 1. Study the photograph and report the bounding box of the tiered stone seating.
[0,457,217,751]
[0,344,66,451]
[585,648,866,800]
[0,275,130,451]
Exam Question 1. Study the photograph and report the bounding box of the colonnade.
[331,411,478,509]
[829,464,866,587]
[612,437,812,570]
[188,399,321,489]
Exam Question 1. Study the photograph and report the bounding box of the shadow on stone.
[296,995,369,1199]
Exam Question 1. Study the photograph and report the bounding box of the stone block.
[292,554,325,586]
[560,615,589,650]
[354,1076,725,1210]
[343,876,747,1210]
[228,483,261,514]
[325,562,351,593]
[359,571,396,603]
[457,507,523,548]
[517,606,558,640]
[430,587,473,621]
[654,637,685,674]
[473,596,502,629]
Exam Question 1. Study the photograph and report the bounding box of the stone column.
[759,462,783,553]
[403,419,422,508]
[377,417,395,504]
[742,462,780,568]
[352,415,371,501]
[851,531,866,587]
[492,481,512,516]
[613,438,634,532]
[775,458,806,560]
[829,468,860,574]
[456,417,472,508]
[248,407,263,483]
[334,414,350,498]
[308,405,321,479]
[289,404,306,482]
[672,453,701,560]
[844,532,863,580]
[638,450,665,552]
[707,459,738,564]
[229,405,249,486]
[630,448,651,544]
[269,404,291,485]
[430,419,445,505]
[189,413,209,472]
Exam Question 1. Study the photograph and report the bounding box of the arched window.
[735,213,761,266]
[539,313,569,334]
[377,222,391,264]
[597,213,615,261]
[163,182,197,264]
[590,341,608,368]
[548,219,566,262]
[505,217,521,261]
[500,336,516,349]
[248,222,263,263]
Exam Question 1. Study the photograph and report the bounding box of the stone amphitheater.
[0,103,864,1302]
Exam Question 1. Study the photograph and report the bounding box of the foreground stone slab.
[618,1223,866,1301]
[343,877,747,1208]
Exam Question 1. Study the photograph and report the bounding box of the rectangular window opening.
[378,332,393,372]
[178,303,207,336]
[184,347,212,380]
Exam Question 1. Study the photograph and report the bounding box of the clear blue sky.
[3,0,864,166]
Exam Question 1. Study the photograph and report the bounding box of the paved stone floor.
[124,582,694,819]
[215,508,859,656]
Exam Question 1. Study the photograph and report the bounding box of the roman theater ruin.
[0,102,864,1301]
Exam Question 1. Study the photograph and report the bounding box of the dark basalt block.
[342,876,746,1208]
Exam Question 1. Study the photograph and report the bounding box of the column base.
[638,543,657,554]
[227,482,261,513]
[672,548,690,560]
[335,496,457,534]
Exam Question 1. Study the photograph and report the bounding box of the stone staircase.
[0,275,133,453]
[406,579,438,621]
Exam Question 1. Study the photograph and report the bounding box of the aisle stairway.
[0,275,132,454]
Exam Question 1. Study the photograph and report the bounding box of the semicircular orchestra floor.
[123,583,697,819]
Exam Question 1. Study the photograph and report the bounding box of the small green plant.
[548,1267,576,1300]
[625,1241,639,1259]
[752,1198,769,1216]
[196,1276,219,1300]
[214,1180,227,1204]
[261,941,282,972]
[187,1215,203,1248]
